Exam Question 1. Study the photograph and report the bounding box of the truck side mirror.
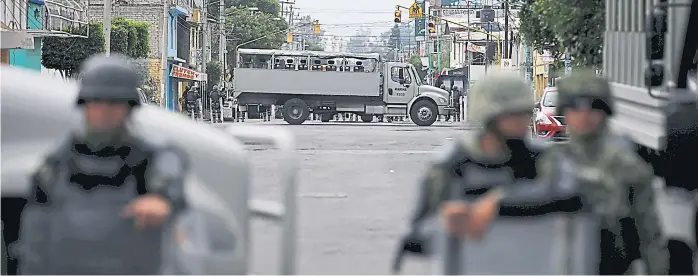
[398,68,405,84]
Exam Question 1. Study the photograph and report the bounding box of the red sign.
[170,64,202,81]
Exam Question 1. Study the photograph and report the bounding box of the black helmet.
[76,54,141,107]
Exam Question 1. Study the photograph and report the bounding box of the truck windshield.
[411,66,422,86]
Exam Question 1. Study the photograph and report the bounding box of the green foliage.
[41,17,149,78]
[307,43,324,51]
[206,61,223,91]
[111,17,150,58]
[519,0,604,66]
[408,55,423,69]
[225,6,288,49]
[226,0,279,15]
[42,23,104,78]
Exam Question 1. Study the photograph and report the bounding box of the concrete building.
[1,0,87,70]
[88,0,206,111]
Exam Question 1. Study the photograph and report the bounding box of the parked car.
[532,87,567,141]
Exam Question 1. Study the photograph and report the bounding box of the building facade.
[2,0,88,70]
[88,0,205,111]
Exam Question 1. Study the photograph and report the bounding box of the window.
[390,66,411,84]
[542,91,558,107]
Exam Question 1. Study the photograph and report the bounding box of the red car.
[532,88,568,141]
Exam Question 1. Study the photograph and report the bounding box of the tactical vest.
[29,137,164,274]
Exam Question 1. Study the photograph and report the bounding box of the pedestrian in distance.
[392,72,584,274]
[14,55,189,274]
[466,70,670,275]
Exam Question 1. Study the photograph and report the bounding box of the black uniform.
[15,55,189,274]
[209,88,222,123]
[185,88,200,117]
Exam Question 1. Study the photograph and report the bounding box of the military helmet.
[556,70,613,115]
[76,55,141,106]
[469,72,533,124]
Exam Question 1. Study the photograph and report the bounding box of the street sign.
[409,1,423,19]
[414,17,425,37]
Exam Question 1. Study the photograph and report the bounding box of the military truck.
[232,49,453,126]
[606,0,697,258]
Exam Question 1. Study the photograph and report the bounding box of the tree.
[519,0,604,67]
[226,0,279,15]
[306,43,324,51]
[225,7,287,49]
[42,23,104,78]
[206,61,223,92]
[408,55,423,69]
[42,18,150,79]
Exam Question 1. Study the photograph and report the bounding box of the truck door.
[384,65,415,104]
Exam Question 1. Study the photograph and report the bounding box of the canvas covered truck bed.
[234,68,382,97]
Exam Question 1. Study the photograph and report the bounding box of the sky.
[292,0,417,38]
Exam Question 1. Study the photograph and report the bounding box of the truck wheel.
[410,100,438,126]
[361,114,373,123]
[282,98,309,125]
[320,113,332,122]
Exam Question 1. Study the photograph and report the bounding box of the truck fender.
[407,94,440,116]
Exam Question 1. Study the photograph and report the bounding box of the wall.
[87,0,164,59]
[9,1,42,71]
[167,13,177,57]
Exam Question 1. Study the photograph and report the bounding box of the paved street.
[212,120,696,274]
[215,120,473,274]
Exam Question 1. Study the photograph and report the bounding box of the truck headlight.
[438,97,447,103]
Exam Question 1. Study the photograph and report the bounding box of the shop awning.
[1,30,35,50]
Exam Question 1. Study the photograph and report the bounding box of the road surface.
[215,120,472,274]
[214,120,695,274]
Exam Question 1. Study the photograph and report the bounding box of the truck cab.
[382,62,451,125]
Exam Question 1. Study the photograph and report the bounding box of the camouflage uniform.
[393,73,589,273]
[537,71,669,274]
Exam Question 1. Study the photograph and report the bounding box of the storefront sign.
[170,64,207,81]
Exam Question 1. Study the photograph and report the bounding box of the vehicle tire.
[320,113,332,122]
[410,100,438,126]
[361,114,373,123]
[282,98,309,125]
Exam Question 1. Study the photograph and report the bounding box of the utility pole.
[160,0,169,108]
[103,0,112,55]
[202,0,209,75]
[503,0,509,59]
[218,0,225,84]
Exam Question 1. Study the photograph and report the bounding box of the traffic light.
[394,9,401,23]
[428,22,435,33]
[314,23,321,35]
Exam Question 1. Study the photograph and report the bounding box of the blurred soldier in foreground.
[16,55,189,274]
[393,73,584,273]
[209,85,223,123]
[467,71,670,274]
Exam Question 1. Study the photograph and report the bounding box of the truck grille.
[552,116,566,125]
